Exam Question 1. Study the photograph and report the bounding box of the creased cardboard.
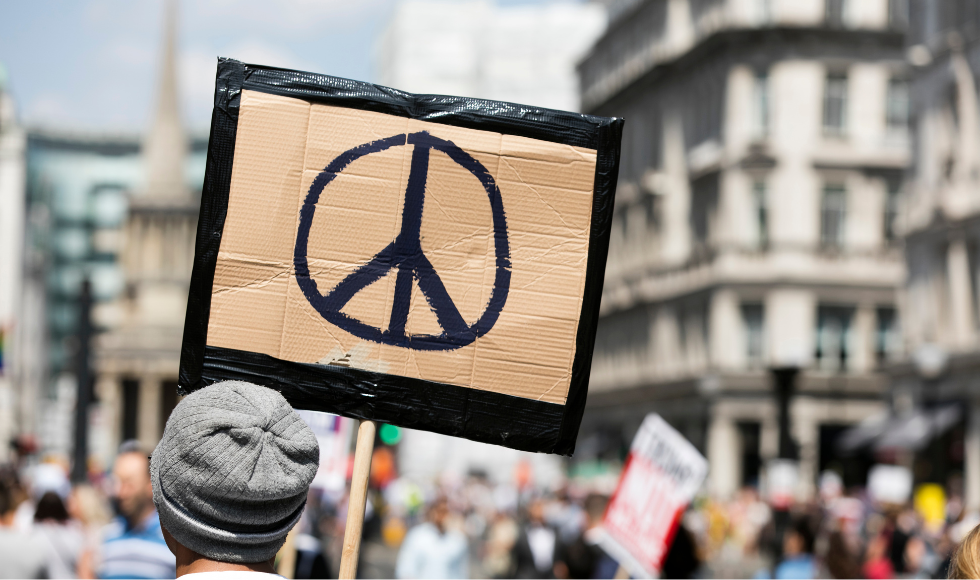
[207,90,597,405]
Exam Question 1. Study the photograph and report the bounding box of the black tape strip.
[555,119,623,455]
[202,345,563,453]
[179,58,623,455]
[241,64,609,150]
[179,60,242,390]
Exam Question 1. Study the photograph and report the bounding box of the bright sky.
[0,0,568,134]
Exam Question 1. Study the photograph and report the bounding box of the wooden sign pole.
[339,420,377,580]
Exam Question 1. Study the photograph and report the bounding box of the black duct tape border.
[179,58,623,456]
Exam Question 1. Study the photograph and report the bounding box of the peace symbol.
[294,131,511,351]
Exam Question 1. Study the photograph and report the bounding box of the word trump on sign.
[595,414,708,578]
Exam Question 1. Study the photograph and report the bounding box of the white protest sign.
[296,410,353,493]
[868,463,912,505]
[595,414,708,579]
[766,458,799,509]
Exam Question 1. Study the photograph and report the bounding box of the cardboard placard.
[179,59,622,455]
[594,414,708,578]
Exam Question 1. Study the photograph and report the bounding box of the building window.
[753,180,769,249]
[690,174,719,258]
[121,378,140,442]
[753,72,769,138]
[884,182,900,242]
[615,208,627,240]
[737,421,762,487]
[876,307,899,364]
[815,305,854,372]
[826,0,847,27]
[888,0,909,29]
[823,73,849,135]
[821,184,847,249]
[640,192,661,233]
[679,302,710,367]
[887,78,910,131]
[741,303,765,367]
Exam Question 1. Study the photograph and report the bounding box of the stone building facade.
[580,0,909,499]
[888,0,980,510]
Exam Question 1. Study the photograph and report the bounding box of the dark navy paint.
[294,131,511,351]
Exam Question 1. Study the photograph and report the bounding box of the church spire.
[143,0,187,200]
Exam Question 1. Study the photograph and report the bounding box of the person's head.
[67,484,112,528]
[112,441,154,526]
[782,517,815,558]
[583,493,608,529]
[949,522,980,579]
[527,497,547,525]
[34,491,69,523]
[0,469,20,524]
[428,497,450,533]
[151,381,319,566]
[905,535,927,573]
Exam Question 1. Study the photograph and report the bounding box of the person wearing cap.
[151,380,319,578]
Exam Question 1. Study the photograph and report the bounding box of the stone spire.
[143,0,187,200]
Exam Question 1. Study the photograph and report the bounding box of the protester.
[150,380,319,578]
[513,498,562,578]
[949,521,980,579]
[773,518,816,579]
[863,532,896,579]
[823,530,861,579]
[661,522,702,579]
[0,468,48,579]
[484,510,520,578]
[293,531,331,579]
[34,490,85,578]
[68,484,113,579]
[556,493,616,579]
[98,441,175,579]
[396,496,469,579]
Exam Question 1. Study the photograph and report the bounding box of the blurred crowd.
[6,441,980,580]
[340,466,980,580]
[680,471,980,579]
[317,468,634,579]
[0,441,172,579]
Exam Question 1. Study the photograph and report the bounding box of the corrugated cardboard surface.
[207,90,596,405]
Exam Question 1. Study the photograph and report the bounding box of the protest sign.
[595,414,708,578]
[295,410,353,493]
[178,59,623,456]
[868,463,913,505]
[766,458,799,509]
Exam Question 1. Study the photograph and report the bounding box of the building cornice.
[581,26,905,114]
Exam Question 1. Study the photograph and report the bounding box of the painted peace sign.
[294,131,511,351]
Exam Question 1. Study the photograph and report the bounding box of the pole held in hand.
[339,420,376,579]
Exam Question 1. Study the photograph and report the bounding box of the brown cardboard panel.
[304,104,412,171]
[218,92,310,262]
[208,89,597,405]
[206,258,289,355]
[301,165,406,283]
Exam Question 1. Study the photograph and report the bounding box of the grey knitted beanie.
[150,380,319,563]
